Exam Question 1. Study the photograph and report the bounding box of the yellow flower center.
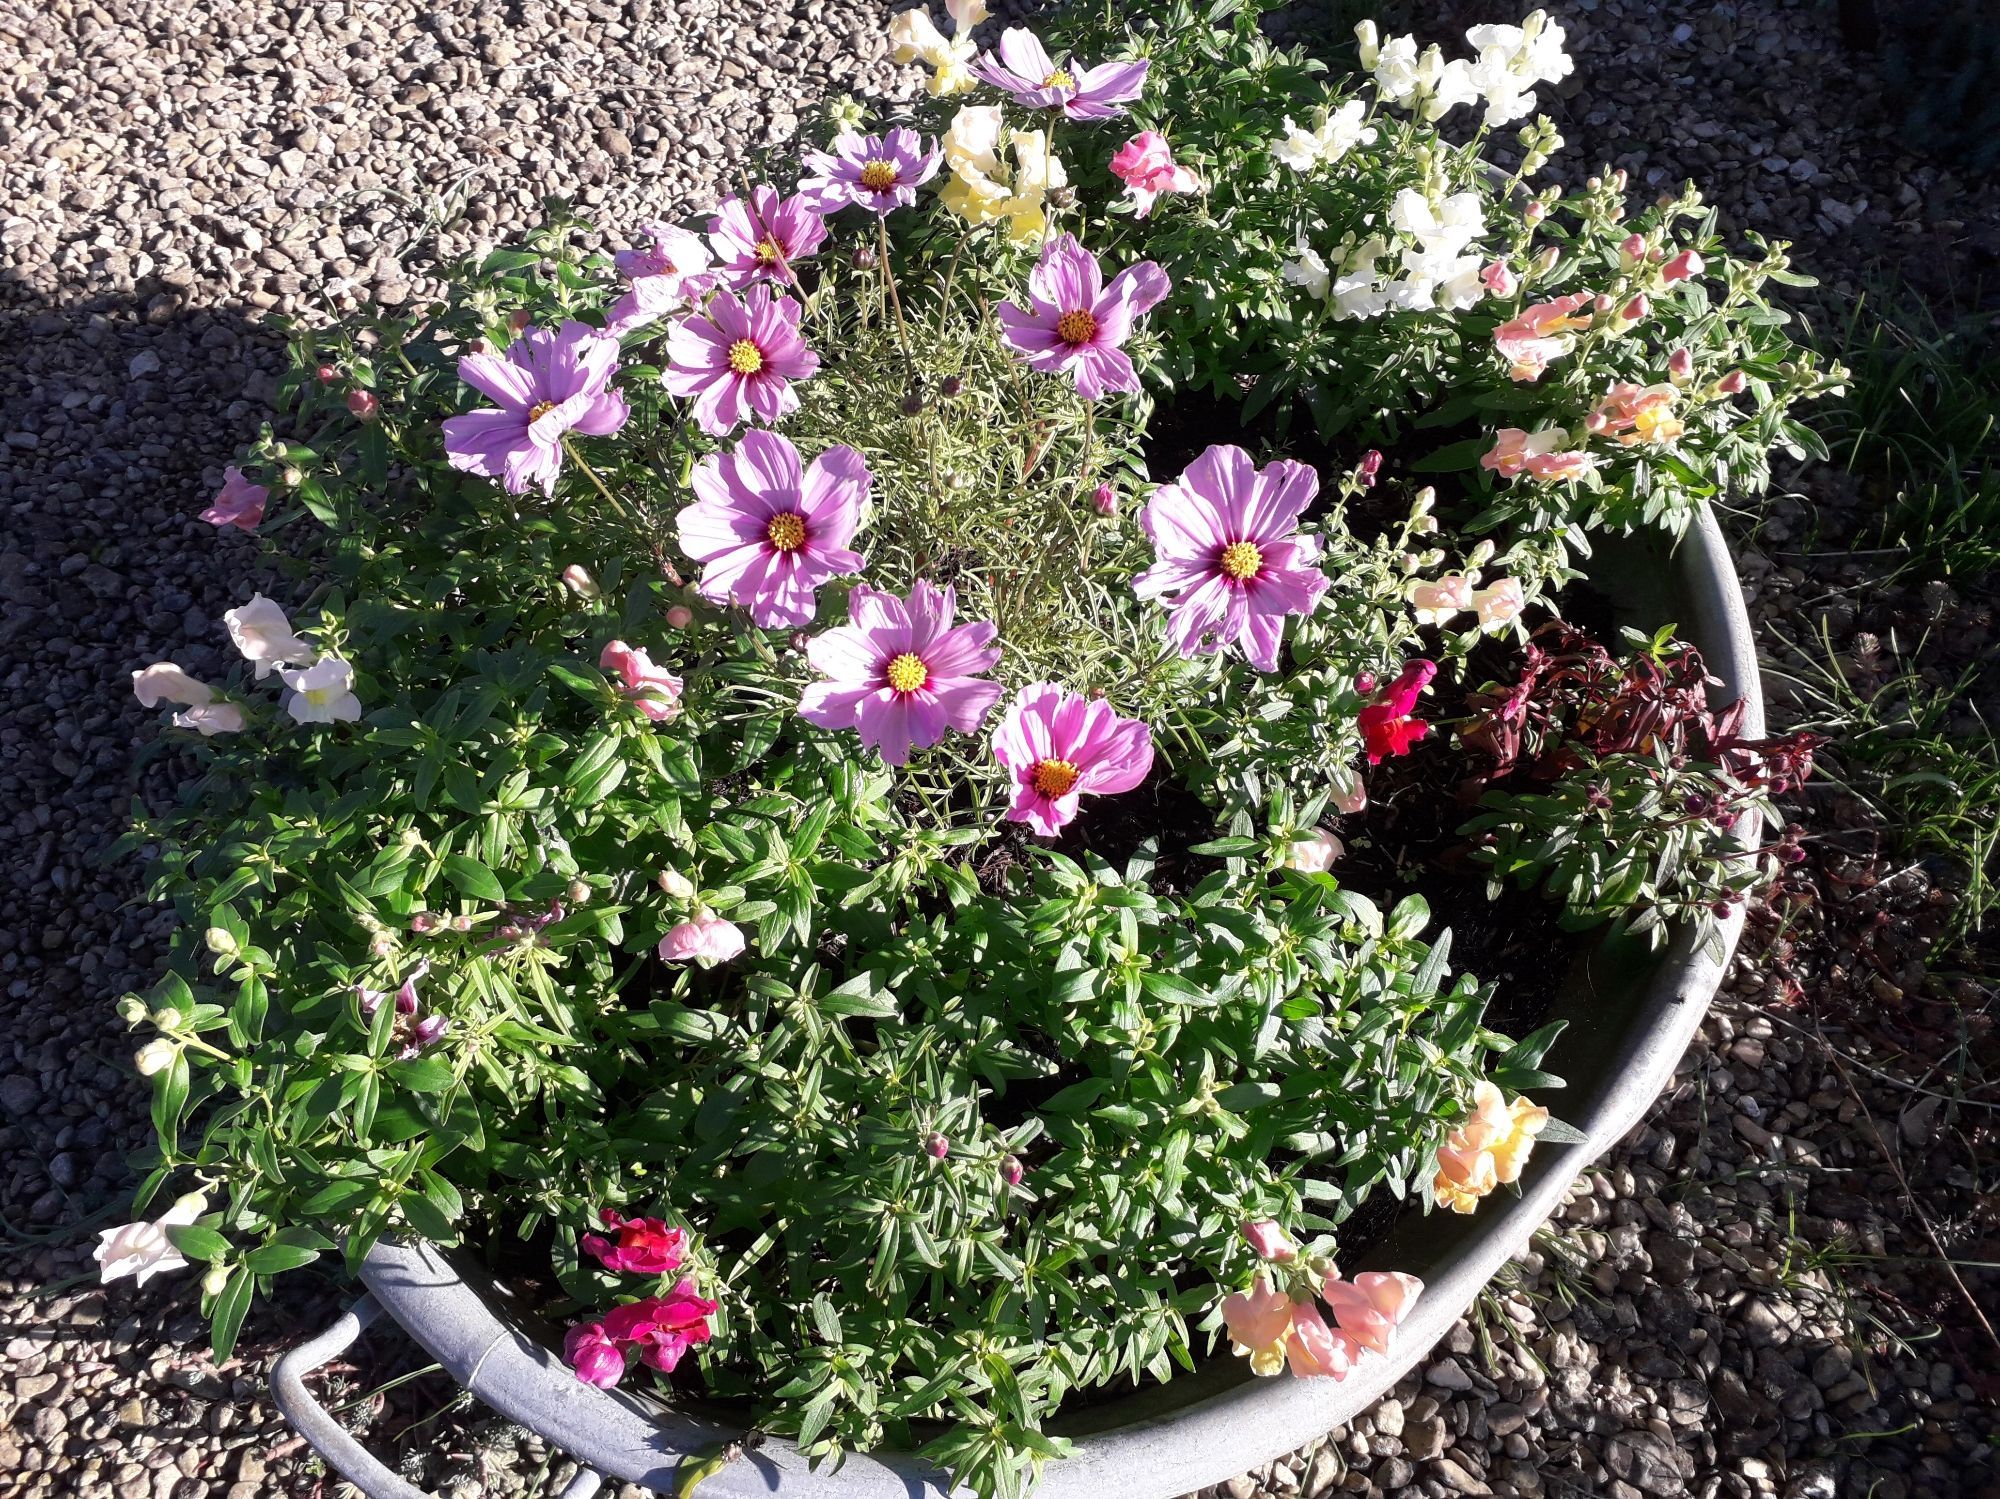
[1219,541,1264,581]
[1030,758,1080,798]
[305,685,335,707]
[1055,308,1098,346]
[727,339,764,375]
[1633,407,1683,444]
[1043,68,1075,89]
[884,652,930,694]
[528,400,557,422]
[859,160,900,192]
[765,512,807,552]
[754,236,782,264]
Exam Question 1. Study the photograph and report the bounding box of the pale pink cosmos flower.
[1285,1300,1361,1379]
[1222,1274,1295,1376]
[442,322,630,497]
[997,233,1170,400]
[95,1192,206,1287]
[224,594,312,679]
[800,581,1002,766]
[1407,571,1476,626]
[675,430,869,629]
[1282,828,1343,873]
[990,682,1154,835]
[607,223,714,334]
[1493,293,1593,382]
[658,911,746,963]
[707,187,828,290]
[664,285,820,437]
[1242,1220,1299,1261]
[599,640,684,722]
[201,466,268,531]
[1479,259,1516,297]
[971,27,1149,119]
[1471,578,1526,631]
[1482,428,1596,484]
[1133,444,1328,672]
[173,703,247,737]
[281,657,362,724]
[1109,130,1198,218]
[1660,248,1704,284]
[1321,1270,1424,1355]
[132,663,213,709]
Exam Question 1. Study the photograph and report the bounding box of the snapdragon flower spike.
[990,683,1154,836]
[707,186,828,289]
[1132,444,1329,673]
[971,27,1149,120]
[997,233,1169,400]
[799,128,942,216]
[799,581,1002,766]
[599,640,684,722]
[562,1279,718,1388]
[663,285,820,437]
[200,465,268,531]
[581,1210,689,1276]
[441,321,630,496]
[1358,660,1437,763]
[675,430,869,628]
[606,223,714,334]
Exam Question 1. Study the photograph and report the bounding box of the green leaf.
[441,854,506,903]
[244,1242,322,1275]
[165,1224,232,1263]
[387,1055,457,1093]
[209,1266,254,1362]
[818,973,899,1019]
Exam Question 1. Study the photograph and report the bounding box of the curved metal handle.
[270,1294,606,1499]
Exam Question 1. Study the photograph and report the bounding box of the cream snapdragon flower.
[888,0,989,96]
[939,105,1065,243]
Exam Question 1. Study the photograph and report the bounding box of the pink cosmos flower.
[201,465,268,531]
[1479,260,1517,297]
[1109,130,1197,218]
[607,223,714,334]
[707,187,828,290]
[1132,444,1328,672]
[990,683,1154,835]
[581,1210,689,1276]
[675,431,868,628]
[442,322,630,496]
[1358,660,1436,764]
[599,640,684,722]
[1482,427,1596,484]
[1242,1220,1298,1261]
[664,285,819,437]
[1321,1270,1423,1355]
[971,27,1149,120]
[1492,293,1593,382]
[659,912,746,963]
[799,581,1002,766]
[1660,248,1704,284]
[996,233,1169,400]
[1222,1274,1295,1376]
[1285,1300,1361,1379]
[799,129,942,216]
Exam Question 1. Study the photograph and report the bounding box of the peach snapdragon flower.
[1591,381,1685,446]
[1432,1081,1551,1213]
[1481,427,1595,484]
[1493,293,1593,382]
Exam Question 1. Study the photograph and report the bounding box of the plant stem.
[877,215,914,367]
[561,436,634,522]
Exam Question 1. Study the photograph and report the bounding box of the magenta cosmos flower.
[708,186,828,289]
[998,234,1169,400]
[1133,444,1330,672]
[799,581,1002,766]
[676,430,868,628]
[201,465,268,531]
[664,285,820,437]
[971,27,1150,120]
[799,128,942,216]
[991,683,1154,835]
[607,223,713,334]
[441,322,630,496]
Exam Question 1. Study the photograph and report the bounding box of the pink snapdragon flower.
[563,1279,718,1388]
[658,912,747,964]
[200,465,268,531]
[1284,1299,1361,1378]
[708,187,828,290]
[607,224,714,334]
[173,703,246,736]
[997,233,1169,400]
[132,663,213,709]
[1471,578,1526,631]
[1482,427,1596,484]
[675,431,868,628]
[599,640,684,722]
[1493,293,1593,382]
[990,683,1154,835]
[971,27,1149,120]
[1660,248,1704,284]
[664,285,820,436]
[800,129,942,216]
[1242,1220,1298,1261]
[1109,131,1198,218]
[1321,1271,1423,1355]
[581,1210,689,1276]
[1479,259,1517,297]
[1133,444,1328,672]
[799,581,1002,766]
[1331,776,1368,815]
[1407,571,1476,626]
[1590,382,1685,447]
[1282,828,1343,873]
[1358,660,1436,764]
[564,1324,628,1389]
[1222,1274,1295,1376]
[441,322,630,497]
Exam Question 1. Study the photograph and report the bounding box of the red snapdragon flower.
[581,1210,689,1276]
[1358,660,1437,763]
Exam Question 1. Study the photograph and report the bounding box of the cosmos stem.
[561,435,634,522]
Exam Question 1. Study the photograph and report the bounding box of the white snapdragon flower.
[1423,57,1482,121]
[1372,35,1422,103]
[1281,242,1331,298]
[1274,101,1377,173]
[1389,189,1486,256]
[95,1192,207,1287]
[224,594,312,679]
[280,656,363,725]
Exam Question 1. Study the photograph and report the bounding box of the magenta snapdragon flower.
[991,683,1154,835]
[799,581,1002,765]
[1133,444,1330,672]
[799,129,942,216]
[997,234,1169,400]
[971,27,1149,120]
[201,465,268,532]
[441,322,630,497]
[607,223,713,335]
[563,1278,717,1389]
[675,430,868,628]
[664,285,820,437]
[708,186,828,289]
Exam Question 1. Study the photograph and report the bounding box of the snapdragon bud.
[1091,483,1117,517]
[665,604,694,629]
[152,1007,184,1031]
[281,465,303,486]
[1466,539,1496,570]
[562,564,600,599]
[1000,1155,1025,1186]
[1533,245,1561,277]
[346,389,379,421]
[1410,486,1436,518]
[1713,370,1749,397]
[134,1038,180,1076]
[409,912,437,934]
[659,868,696,900]
[117,994,149,1025]
[205,926,237,956]
[452,914,474,933]
[1354,18,1380,67]
[1356,449,1383,488]
[1523,200,1548,226]
[1620,293,1650,323]
[925,1132,949,1160]
[1668,348,1695,383]
[315,363,339,383]
[202,1263,231,1297]
[1619,233,1646,267]
[371,933,395,957]
[567,879,589,904]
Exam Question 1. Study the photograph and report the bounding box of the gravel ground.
[3,0,1998,1496]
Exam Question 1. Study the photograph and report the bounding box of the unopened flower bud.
[1586,175,1601,191]
[925,1132,949,1160]
[1619,293,1649,323]
[117,994,149,1025]
[567,879,589,904]
[1523,200,1547,226]
[1410,485,1435,517]
[1353,671,1377,696]
[851,244,877,270]
[315,363,339,383]
[901,387,925,416]
[1357,449,1383,487]
[1466,539,1495,569]
[1611,168,1628,192]
[1331,776,1368,815]
[1660,249,1704,284]
[202,1263,231,1296]
[1354,18,1380,67]
[1091,483,1117,516]
[1000,1154,1025,1186]
[498,923,524,941]
[940,375,964,398]
[1533,245,1560,276]
[1594,293,1614,314]
[1668,348,1695,383]
[1619,232,1646,267]
[410,912,437,934]
[562,564,599,599]
[508,309,533,334]
[281,465,303,486]
[134,1038,180,1076]
[1714,369,1748,397]
[666,605,694,629]
[152,1007,184,1031]
[659,868,696,900]
[452,914,473,932]
[347,389,379,421]
[205,926,237,956]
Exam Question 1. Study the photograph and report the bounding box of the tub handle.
[270,1294,606,1499]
